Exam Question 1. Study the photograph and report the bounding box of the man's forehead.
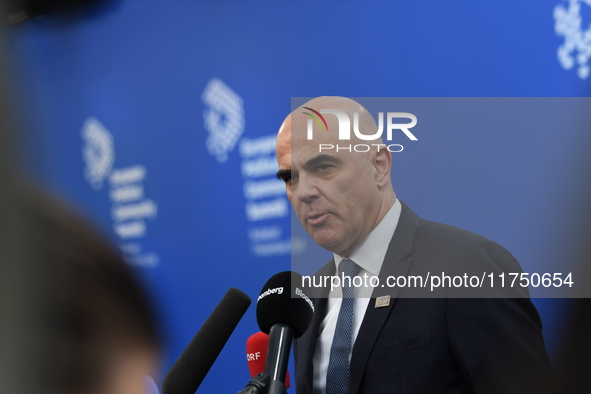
[287,141,319,169]
[277,97,375,170]
[277,111,339,151]
[290,140,356,172]
[289,112,341,145]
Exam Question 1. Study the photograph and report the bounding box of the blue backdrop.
[5,0,591,392]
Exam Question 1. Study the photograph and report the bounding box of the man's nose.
[296,174,319,203]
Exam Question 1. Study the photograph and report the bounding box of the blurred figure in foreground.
[2,186,162,394]
[0,5,161,394]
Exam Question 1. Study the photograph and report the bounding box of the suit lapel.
[296,260,335,394]
[348,201,421,394]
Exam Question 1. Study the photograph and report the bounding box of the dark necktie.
[326,258,361,394]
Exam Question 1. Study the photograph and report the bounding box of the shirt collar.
[333,199,402,276]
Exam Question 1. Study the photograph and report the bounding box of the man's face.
[276,113,382,257]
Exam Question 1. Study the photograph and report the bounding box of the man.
[275,97,555,394]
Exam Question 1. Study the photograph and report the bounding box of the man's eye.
[281,174,297,184]
[317,164,332,172]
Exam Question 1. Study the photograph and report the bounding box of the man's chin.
[308,230,344,254]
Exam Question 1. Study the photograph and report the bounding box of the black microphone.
[162,287,252,394]
[256,272,314,394]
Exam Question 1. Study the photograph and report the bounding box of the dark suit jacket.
[293,202,555,394]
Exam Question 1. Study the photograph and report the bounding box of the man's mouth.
[307,212,330,226]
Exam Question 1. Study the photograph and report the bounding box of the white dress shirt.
[312,199,402,394]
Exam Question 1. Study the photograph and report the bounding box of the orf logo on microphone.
[302,107,418,153]
[246,351,261,361]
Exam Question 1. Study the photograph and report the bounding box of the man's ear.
[373,147,392,188]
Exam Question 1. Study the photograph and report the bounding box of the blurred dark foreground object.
[5,0,116,25]
[1,180,163,394]
[556,298,591,394]
[1,6,161,393]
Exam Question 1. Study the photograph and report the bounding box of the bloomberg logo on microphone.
[295,287,314,312]
[257,286,284,302]
[302,107,418,153]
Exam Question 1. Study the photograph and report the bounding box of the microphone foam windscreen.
[162,287,252,394]
[256,271,314,338]
[246,332,290,388]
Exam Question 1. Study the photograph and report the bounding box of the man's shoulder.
[402,205,527,297]
[415,217,490,247]
[412,216,517,265]
[402,203,509,256]
[401,202,519,266]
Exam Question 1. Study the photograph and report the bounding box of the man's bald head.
[275,96,396,257]
[277,96,383,154]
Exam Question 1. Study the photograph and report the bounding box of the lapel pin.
[375,295,391,308]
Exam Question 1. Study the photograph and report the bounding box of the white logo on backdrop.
[81,117,159,268]
[202,78,245,162]
[239,135,306,257]
[554,0,591,79]
[201,78,303,257]
[81,117,115,189]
